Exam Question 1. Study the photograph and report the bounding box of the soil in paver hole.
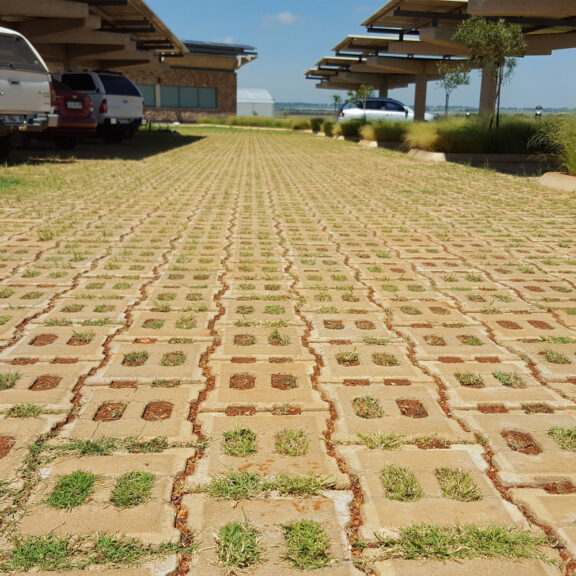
[501,430,542,455]
[396,399,428,418]
[0,436,15,459]
[110,380,138,389]
[232,357,256,363]
[528,320,553,330]
[271,374,297,390]
[269,357,292,363]
[324,320,344,330]
[67,335,92,346]
[30,334,57,346]
[142,401,173,421]
[424,335,447,346]
[478,404,508,413]
[542,481,576,494]
[430,307,450,315]
[525,286,544,292]
[355,320,375,330]
[29,375,61,391]
[343,379,370,386]
[415,437,450,449]
[234,334,256,346]
[384,379,412,386]
[497,321,521,330]
[52,357,78,364]
[272,405,301,415]
[230,373,256,390]
[226,406,256,416]
[476,357,500,363]
[94,402,127,421]
[439,357,463,363]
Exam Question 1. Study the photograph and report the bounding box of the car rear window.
[98,74,141,97]
[61,73,97,91]
[0,33,46,72]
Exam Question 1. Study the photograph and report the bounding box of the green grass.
[270,473,333,497]
[455,372,485,387]
[268,328,291,346]
[7,403,42,418]
[547,427,576,451]
[282,520,333,570]
[360,121,409,143]
[111,471,155,508]
[217,520,261,568]
[543,348,571,364]
[59,437,118,456]
[4,535,73,571]
[380,465,424,502]
[352,396,385,419]
[47,470,97,509]
[265,305,285,314]
[358,432,404,450]
[435,468,483,502]
[223,427,258,457]
[122,351,149,366]
[175,315,196,329]
[372,352,400,366]
[493,371,526,388]
[0,371,19,390]
[124,436,169,454]
[376,524,551,561]
[274,429,309,456]
[160,350,186,366]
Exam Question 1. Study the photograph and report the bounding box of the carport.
[307,0,576,120]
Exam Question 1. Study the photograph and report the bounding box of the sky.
[146,0,576,110]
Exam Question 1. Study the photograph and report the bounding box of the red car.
[31,77,97,149]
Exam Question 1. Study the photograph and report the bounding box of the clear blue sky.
[146,0,576,109]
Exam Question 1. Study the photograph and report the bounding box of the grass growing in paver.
[375,524,551,561]
[547,427,576,451]
[274,429,309,456]
[493,371,526,388]
[7,404,42,418]
[111,471,155,508]
[455,372,485,388]
[47,470,97,509]
[206,469,262,500]
[380,465,424,502]
[358,432,404,450]
[282,520,333,570]
[122,351,149,367]
[223,427,258,457]
[175,315,196,329]
[1,534,195,571]
[268,328,291,346]
[435,468,483,502]
[352,396,385,419]
[0,371,19,390]
[217,520,261,569]
[372,352,400,366]
[160,350,186,366]
[542,348,571,364]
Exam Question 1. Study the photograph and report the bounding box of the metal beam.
[0,0,88,18]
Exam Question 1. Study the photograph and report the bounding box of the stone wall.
[119,61,237,121]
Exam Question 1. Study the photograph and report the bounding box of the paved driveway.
[0,128,574,574]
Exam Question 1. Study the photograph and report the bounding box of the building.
[237,89,275,117]
[0,0,257,120]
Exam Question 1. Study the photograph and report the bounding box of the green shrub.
[290,118,311,131]
[322,119,334,137]
[530,115,576,175]
[310,117,324,133]
[360,121,408,143]
[333,119,364,139]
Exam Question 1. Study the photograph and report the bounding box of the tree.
[332,94,343,119]
[453,16,526,128]
[436,62,470,117]
[347,84,375,121]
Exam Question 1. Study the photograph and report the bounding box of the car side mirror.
[404,107,409,117]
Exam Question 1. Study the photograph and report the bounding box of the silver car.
[338,97,436,122]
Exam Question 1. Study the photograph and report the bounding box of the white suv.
[57,71,144,143]
[338,97,437,122]
[0,26,58,157]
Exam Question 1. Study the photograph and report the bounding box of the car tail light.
[99,99,108,114]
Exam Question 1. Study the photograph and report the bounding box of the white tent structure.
[237,88,274,117]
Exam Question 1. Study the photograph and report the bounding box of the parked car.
[0,26,58,157]
[338,97,437,122]
[55,70,144,143]
[24,77,97,149]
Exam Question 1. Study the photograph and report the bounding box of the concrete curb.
[407,149,537,164]
[539,172,576,192]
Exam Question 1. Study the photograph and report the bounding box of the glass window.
[98,74,141,96]
[0,33,45,72]
[385,101,405,112]
[179,87,198,108]
[61,73,97,92]
[160,85,179,108]
[198,87,217,109]
[136,84,156,107]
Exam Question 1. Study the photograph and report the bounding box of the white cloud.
[261,11,298,28]
[215,36,235,44]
